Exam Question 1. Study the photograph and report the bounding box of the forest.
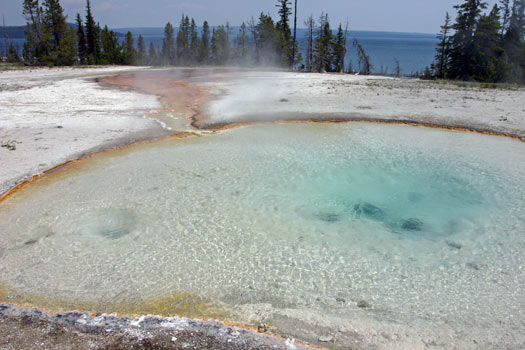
[2,0,525,84]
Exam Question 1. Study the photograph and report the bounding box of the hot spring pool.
[0,122,524,344]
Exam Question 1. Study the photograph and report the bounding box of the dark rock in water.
[100,228,131,240]
[466,262,481,271]
[357,300,371,309]
[353,202,386,220]
[446,241,462,250]
[401,218,424,231]
[316,212,341,223]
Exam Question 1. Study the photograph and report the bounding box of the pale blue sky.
[1,0,500,34]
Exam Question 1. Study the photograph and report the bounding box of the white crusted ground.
[204,71,525,137]
[0,67,165,195]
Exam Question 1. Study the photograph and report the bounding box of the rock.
[446,241,462,250]
[357,300,371,309]
[257,323,267,333]
[316,212,341,223]
[318,335,334,342]
[353,202,386,220]
[401,218,424,231]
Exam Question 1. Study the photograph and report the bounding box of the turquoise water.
[0,122,524,345]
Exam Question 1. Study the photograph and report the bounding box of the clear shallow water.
[0,123,524,343]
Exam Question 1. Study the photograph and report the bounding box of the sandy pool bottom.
[0,122,524,348]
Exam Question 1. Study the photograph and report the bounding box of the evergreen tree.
[22,0,75,65]
[76,13,88,64]
[314,13,334,72]
[199,21,211,64]
[100,25,121,64]
[275,0,293,67]
[472,5,503,81]
[176,15,190,64]
[189,18,200,64]
[148,42,157,65]
[434,12,452,79]
[122,31,136,65]
[137,34,146,65]
[162,22,175,65]
[43,0,76,65]
[255,13,280,65]
[22,0,50,64]
[211,25,230,65]
[449,0,488,80]
[7,43,22,63]
[85,0,100,64]
[235,22,251,65]
[332,24,346,73]
[499,0,525,83]
[500,0,511,33]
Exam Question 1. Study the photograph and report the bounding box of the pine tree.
[199,21,211,64]
[189,18,200,64]
[500,0,511,33]
[176,15,190,64]
[122,31,136,65]
[100,25,121,64]
[211,25,230,65]
[137,34,146,65]
[500,0,525,83]
[22,0,50,64]
[255,13,280,65]
[434,12,452,79]
[22,0,76,65]
[275,0,293,67]
[332,24,346,73]
[76,13,88,64]
[7,43,21,63]
[235,22,251,65]
[314,13,334,72]
[85,0,100,64]
[449,0,488,80]
[473,5,503,81]
[162,22,175,65]
[148,42,157,65]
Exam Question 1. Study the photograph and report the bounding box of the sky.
[1,0,500,34]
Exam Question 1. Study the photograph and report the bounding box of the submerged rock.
[353,202,386,220]
[316,212,341,223]
[357,300,371,309]
[401,218,424,231]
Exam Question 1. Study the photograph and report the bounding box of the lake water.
[0,28,437,74]
[119,28,438,75]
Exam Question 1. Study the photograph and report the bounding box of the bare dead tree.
[247,16,259,63]
[342,18,349,73]
[393,57,401,77]
[304,14,315,71]
[2,15,8,59]
[353,39,372,75]
[292,0,297,70]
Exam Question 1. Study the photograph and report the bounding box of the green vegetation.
[6,0,350,71]
[429,0,525,84]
